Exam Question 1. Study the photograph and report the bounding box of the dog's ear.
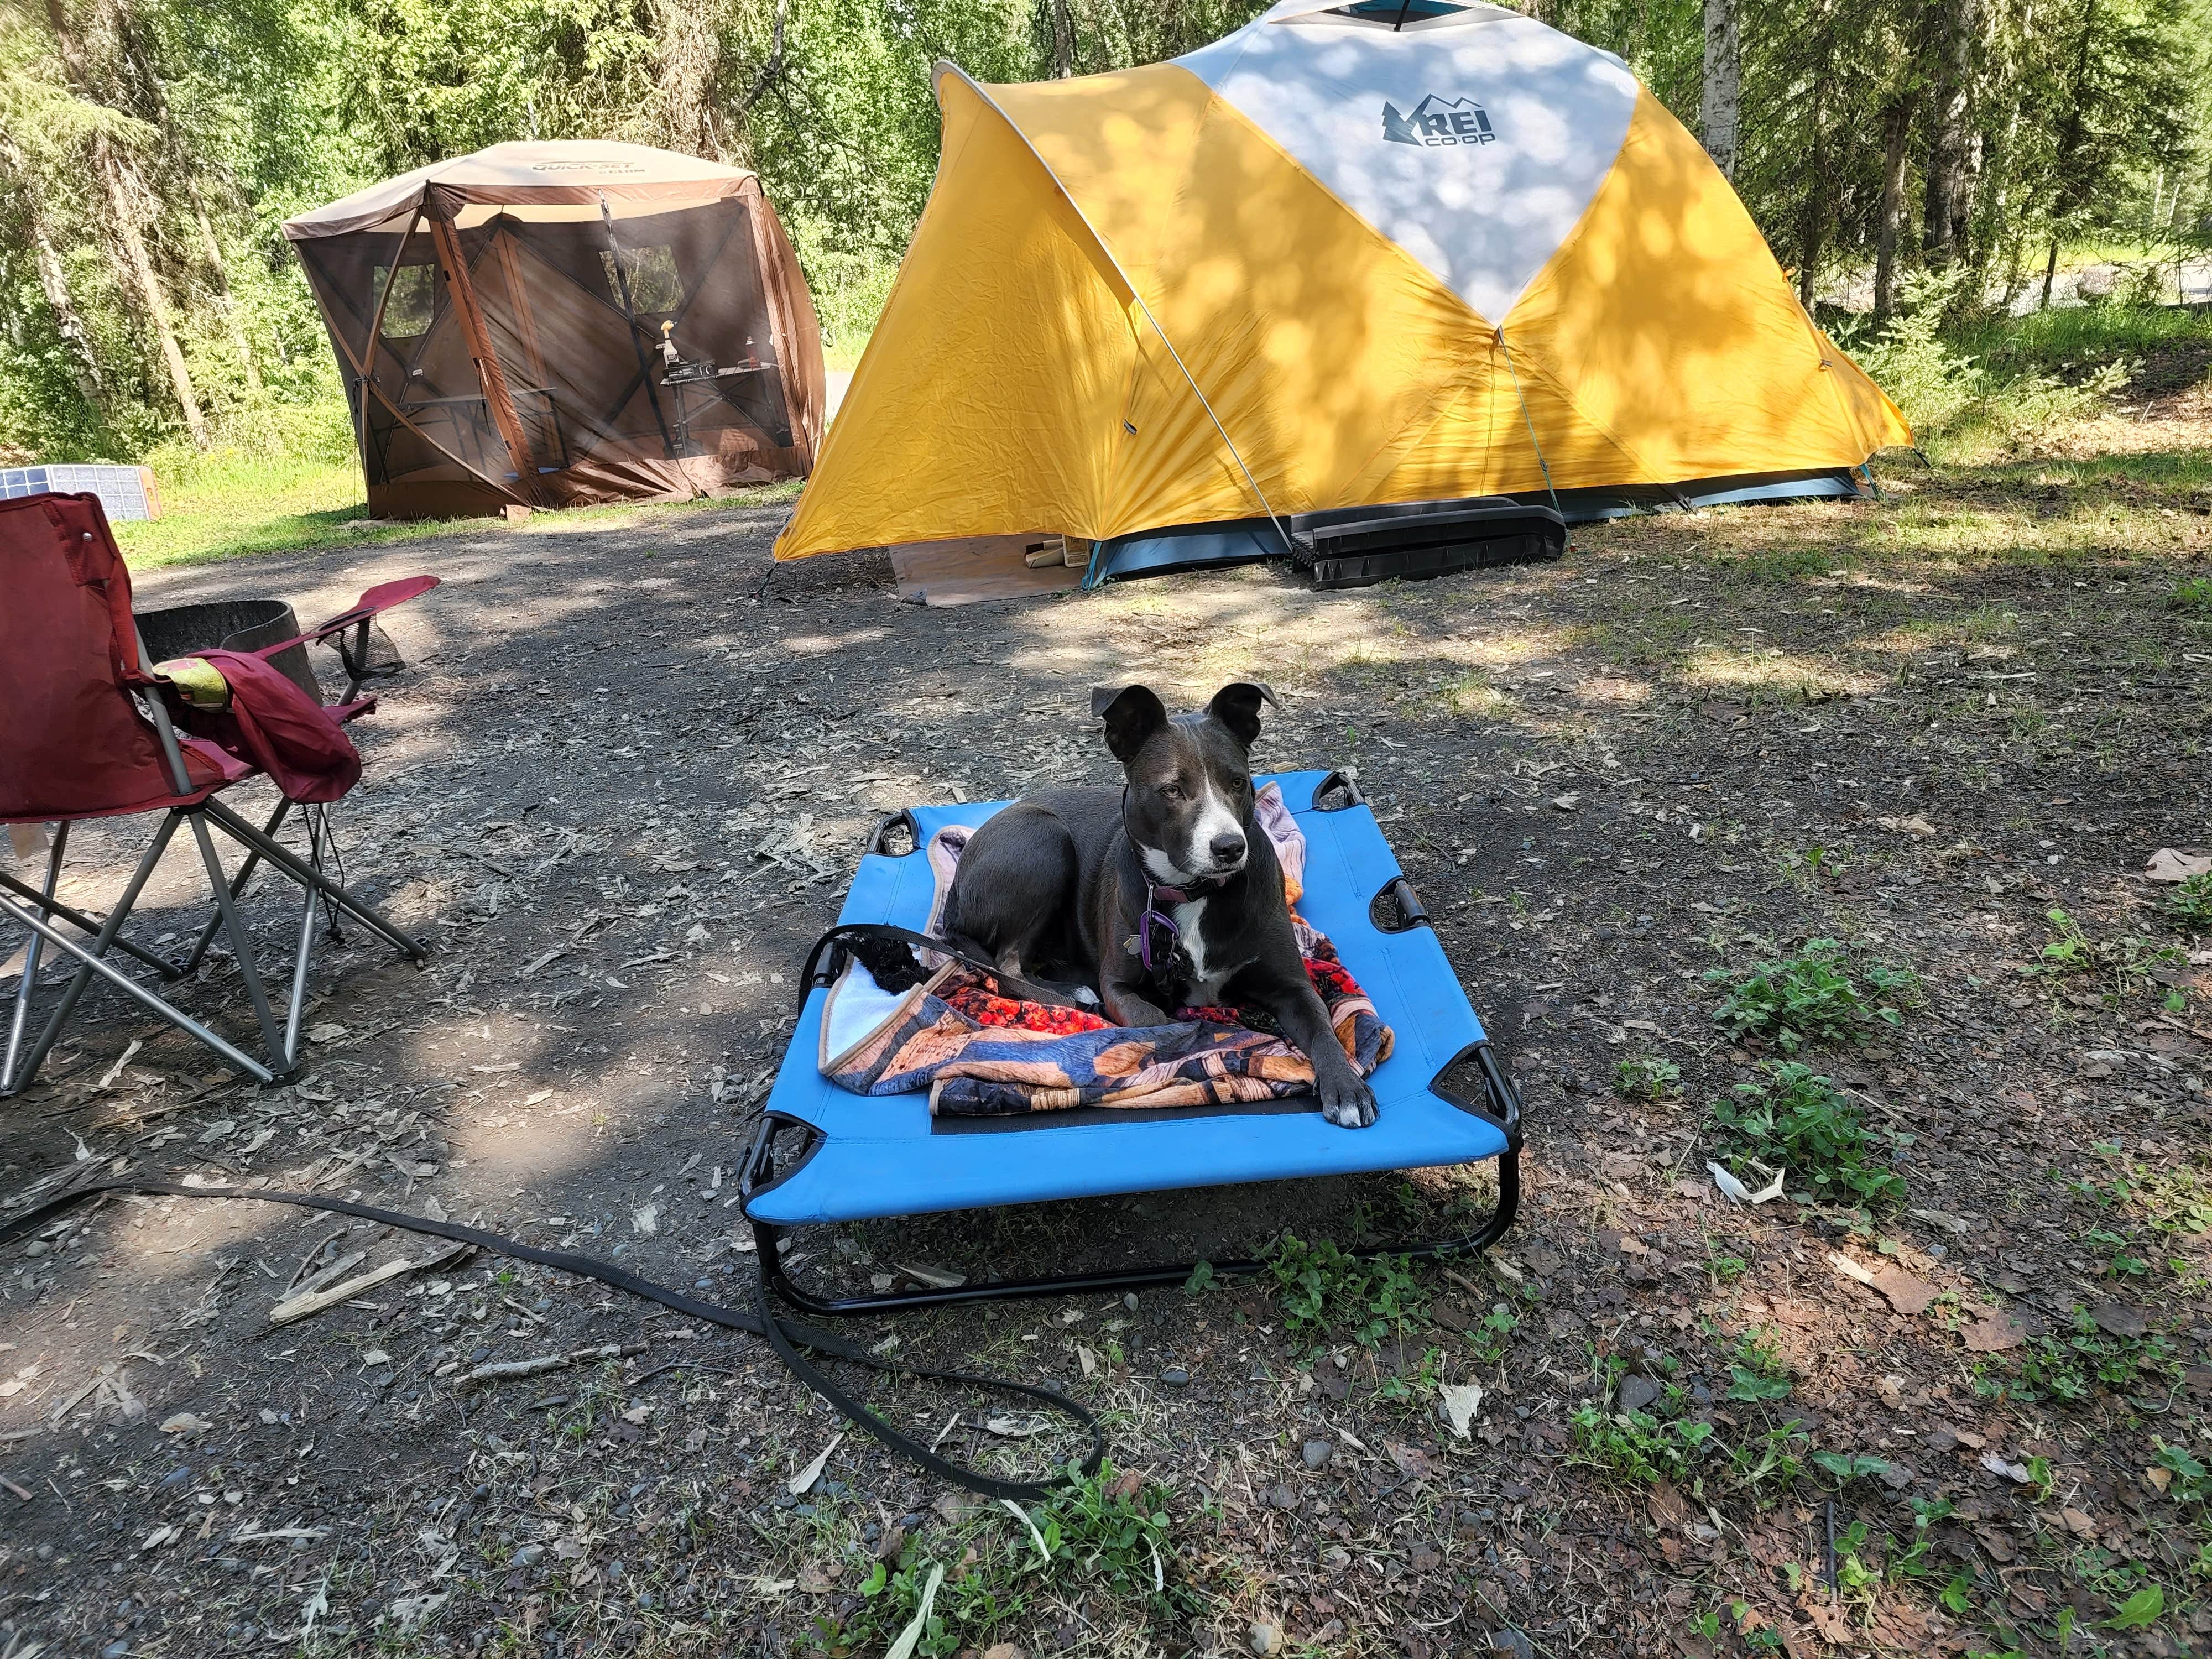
[1092,684,1168,764]
[1206,681,1277,748]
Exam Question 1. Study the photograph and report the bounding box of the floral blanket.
[816,785,1392,1117]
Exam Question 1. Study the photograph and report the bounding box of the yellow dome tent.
[776,0,1909,581]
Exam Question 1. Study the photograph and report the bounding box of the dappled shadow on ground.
[3,432,2210,1656]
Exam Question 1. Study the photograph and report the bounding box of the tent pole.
[428,211,544,502]
[353,210,423,491]
[321,321,536,507]
[741,182,812,462]
[599,195,680,460]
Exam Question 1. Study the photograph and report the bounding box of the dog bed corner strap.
[0,1175,1103,1502]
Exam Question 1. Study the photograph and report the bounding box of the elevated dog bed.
[740,768,1521,1313]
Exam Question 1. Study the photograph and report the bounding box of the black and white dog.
[941,682,1378,1129]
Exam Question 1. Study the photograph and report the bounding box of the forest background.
[2,0,2209,513]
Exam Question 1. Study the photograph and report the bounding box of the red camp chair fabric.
[185,650,363,804]
[0,493,234,821]
[0,488,439,1097]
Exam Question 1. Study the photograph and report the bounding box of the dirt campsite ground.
[3,373,2211,1659]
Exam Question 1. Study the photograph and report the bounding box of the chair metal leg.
[181,797,293,975]
[1,825,68,1094]
[186,812,290,1076]
[0,890,274,1093]
[280,818,324,1070]
[13,812,186,1092]
[0,863,178,979]
[201,797,424,961]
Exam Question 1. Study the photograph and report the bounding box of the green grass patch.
[1976,1305,2183,1407]
[2023,906,2188,990]
[2171,873,2212,935]
[1614,1054,1682,1102]
[1264,1233,1426,1349]
[113,439,803,570]
[2173,577,2212,615]
[831,1462,1206,1656]
[1707,938,1918,1051]
[1709,1061,1907,1212]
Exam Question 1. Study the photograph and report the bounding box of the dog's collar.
[1145,873,1230,907]
[1120,786,1238,979]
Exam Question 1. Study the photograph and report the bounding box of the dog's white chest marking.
[1172,897,1220,995]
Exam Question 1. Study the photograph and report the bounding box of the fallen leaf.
[1708,1161,1783,1204]
[1000,1498,1051,1563]
[1877,815,1937,837]
[1439,1383,1484,1439]
[1386,1442,1440,1480]
[2146,1465,2173,1494]
[1981,1452,2032,1484]
[1960,1312,2029,1353]
[2145,848,2212,884]
[984,1416,1047,1438]
[158,1411,212,1434]
[1550,794,1580,812]
[304,1022,348,1045]
[885,1564,946,1659]
[388,1591,448,1627]
[2090,1302,2147,1340]
[1870,1266,1938,1316]
[2060,1507,2097,1537]
[786,1432,842,1496]
[1973,1525,2018,1563]
[795,1559,839,1594]
[140,1524,180,1550]
[631,1204,659,1236]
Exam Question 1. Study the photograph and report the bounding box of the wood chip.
[268,1243,469,1326]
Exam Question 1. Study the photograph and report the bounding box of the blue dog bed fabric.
[743,771,1515,1229]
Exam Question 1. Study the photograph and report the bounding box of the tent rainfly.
[286,142,825,520]
[776,0,1911,582]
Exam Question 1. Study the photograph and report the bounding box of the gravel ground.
[3,385,2211,1659]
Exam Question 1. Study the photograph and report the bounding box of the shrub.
[1709,1061,1907,1212]
[1614,1055,1682,1102]
[1707,939,1917,1051]
[2169,873,2212,935]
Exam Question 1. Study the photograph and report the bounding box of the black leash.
[0,1172,1102,1502]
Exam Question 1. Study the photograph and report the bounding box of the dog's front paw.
[1319,1072,1378,1129]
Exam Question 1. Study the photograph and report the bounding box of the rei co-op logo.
[1381,92,1496,149]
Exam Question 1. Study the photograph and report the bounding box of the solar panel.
[0,463,161,521]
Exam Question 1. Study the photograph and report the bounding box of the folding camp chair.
[739,770,1521,1314]
[0,490,436,1097]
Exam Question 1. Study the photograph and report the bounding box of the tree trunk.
[96,138,206,445]
[1872,95,1914,322]
[1051,0,1073,79]
[1700,0,1741,179]
[2039,0,2100,310]
[1921,0,1979,268]
[44,0,205,442]
[190,190,262,394]
[1,143,106,416]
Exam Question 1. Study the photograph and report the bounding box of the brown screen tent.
[284,141,825,519]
